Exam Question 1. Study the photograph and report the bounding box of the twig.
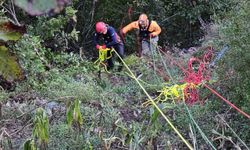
[216,112,250,150]
[33,46,51,68]
[85,0,97,38]
[1,0,21,26]
[0,102,2,119]
[0,85,4,91]
[0,127,10,140]
[10,119,33,136]
[16,100,51,119]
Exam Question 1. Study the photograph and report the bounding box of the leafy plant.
[212,0,250,111]
[0,20,24,84]
[66,99,83,131]
[23,139,36,150]
[32,108,49,150]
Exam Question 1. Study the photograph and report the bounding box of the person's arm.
[120,21,139,43]
[93,33,99,46]
[106,27,119,48]
[121,21,139,34]
[94,33,104,49]
[150,21,161,37]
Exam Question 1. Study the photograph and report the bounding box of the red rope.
[188,49,250,119]
[158,46,250,119]
[158,47,210,104]
[182,49,212,104]
[184,57,206,85]
[184,84,199,104]
[204,84,250,119]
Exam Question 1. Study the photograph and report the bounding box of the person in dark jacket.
[94,22,124,71]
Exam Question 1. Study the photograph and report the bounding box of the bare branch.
[1,0,21,26]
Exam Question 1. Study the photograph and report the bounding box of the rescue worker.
[94,21,124,71]
[120,14,161,57]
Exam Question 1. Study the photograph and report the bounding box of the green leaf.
[150,107,160,125]
[66,103,74,127]
[23,139,36,150]
[74,99,83,125]
[0,31,22,41]
[0,21,24,42]
[32,108,49,146]
[0,46,23,82]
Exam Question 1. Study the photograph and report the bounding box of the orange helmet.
[95,22,106,33]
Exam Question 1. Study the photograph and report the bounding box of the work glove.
[101,45,106,49]
[96,45,101,49]
[96,45,106,50]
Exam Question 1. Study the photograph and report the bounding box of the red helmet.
[95,22,106,33]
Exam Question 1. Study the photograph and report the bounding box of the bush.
[213,0,250,112]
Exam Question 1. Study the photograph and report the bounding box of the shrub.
[213,0,250,112]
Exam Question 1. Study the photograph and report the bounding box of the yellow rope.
[142,83,188,107]
[112,49,194,150]
[99,48,113,61]
[94,48,114,73]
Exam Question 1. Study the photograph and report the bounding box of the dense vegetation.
[0,0,249,149]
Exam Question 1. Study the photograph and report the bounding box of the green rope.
[112,48,194,150]
[184,104,217,150]
[148,38,162,83]
[149,40,216,149]
[155,45,176,83]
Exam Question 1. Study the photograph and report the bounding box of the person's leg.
[136,34,142,57]
[114,44,125,71]
[116,43,124,59]
[149,36,159,72]
[142,40,150,56]
[149,36,159,51]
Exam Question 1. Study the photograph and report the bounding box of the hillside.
[1,0,250,149]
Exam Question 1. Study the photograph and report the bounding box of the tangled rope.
[142,83,187,107]
[182,48,213,104]
[158,46,250,119]
[94,48,113,73]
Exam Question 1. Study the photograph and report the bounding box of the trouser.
[141,36,159,56]
[107,43,124,69]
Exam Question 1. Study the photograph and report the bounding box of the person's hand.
[101,45,106,49]
[149,33,155,38]
[136,51,142,58]
[96,45,101,49]
[96,45,106,50]
[135,47,142,58]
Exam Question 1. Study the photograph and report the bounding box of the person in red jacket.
[94,22,124,71]
[120,14,161,57]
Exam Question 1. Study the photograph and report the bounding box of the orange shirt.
[122,20,161,36]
